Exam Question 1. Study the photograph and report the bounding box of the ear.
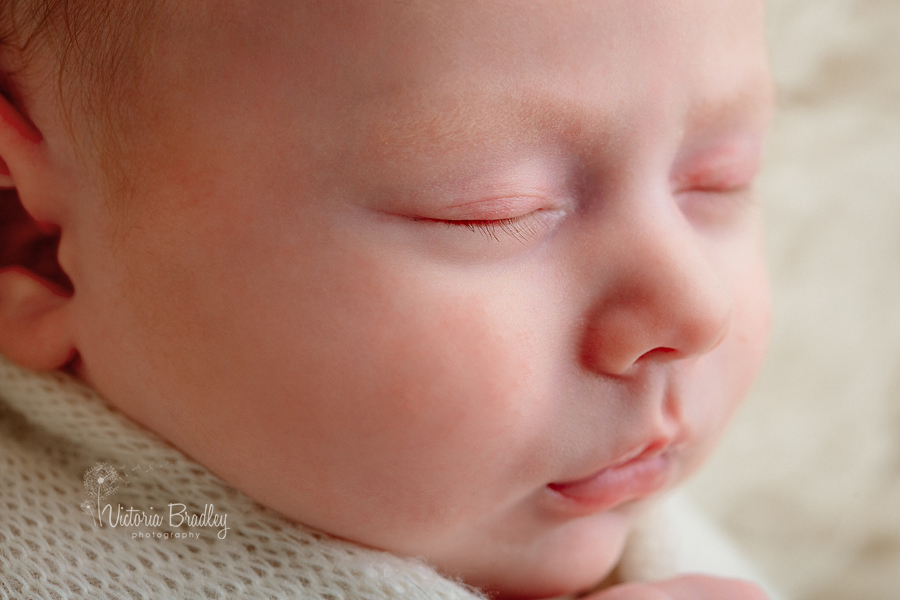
[0,90,77,371]
[0,267,74,370]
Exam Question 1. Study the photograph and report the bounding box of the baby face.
[61,0,771,597]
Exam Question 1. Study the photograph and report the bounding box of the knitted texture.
[0,357,486,600]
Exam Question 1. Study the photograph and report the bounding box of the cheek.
[675,220,770,469]
[727,228,772,395]
[222,243,550,538]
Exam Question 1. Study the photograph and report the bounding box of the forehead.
[190,1,768,101]
[145,0,770,185]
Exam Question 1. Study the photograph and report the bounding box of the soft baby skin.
[0,0,772,598]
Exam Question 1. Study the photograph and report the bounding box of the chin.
[462,511,631,600]
[478,562,616,600]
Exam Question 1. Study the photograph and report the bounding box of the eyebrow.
[359,69,775,170]
[685,74,775,134]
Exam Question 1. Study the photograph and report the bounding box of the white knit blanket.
[0,356,770,599]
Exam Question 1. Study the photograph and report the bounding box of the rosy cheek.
[289,256,538,497]
[719,257,770,416]
[742,271,772,375]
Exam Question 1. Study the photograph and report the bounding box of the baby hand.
[584,575,770,600]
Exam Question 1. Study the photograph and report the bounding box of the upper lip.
[548,373,687,488]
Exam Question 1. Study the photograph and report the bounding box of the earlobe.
[0,91,76,372]
[0,267,75,371]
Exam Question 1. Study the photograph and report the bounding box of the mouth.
[545,439,675,513]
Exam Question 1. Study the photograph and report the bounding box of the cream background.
[688,1,900,599]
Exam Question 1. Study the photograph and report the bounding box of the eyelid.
[673,138,763,193]
[430,195,550,221]
[412,205,564,245]
[674,159,760,193]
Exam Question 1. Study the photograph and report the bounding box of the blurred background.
[688,1,900,598]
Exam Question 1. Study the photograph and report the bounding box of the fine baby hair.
[1,2,775,599]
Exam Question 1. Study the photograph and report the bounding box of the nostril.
[638,347,678,362]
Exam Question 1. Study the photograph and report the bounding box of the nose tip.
[579,236,733,378]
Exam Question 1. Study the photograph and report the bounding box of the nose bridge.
[580,193,733,377]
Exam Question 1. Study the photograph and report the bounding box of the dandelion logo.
[83,462,119,527]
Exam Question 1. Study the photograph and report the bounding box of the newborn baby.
[0,1,773,598]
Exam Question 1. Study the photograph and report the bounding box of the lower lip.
[546,448,673,513]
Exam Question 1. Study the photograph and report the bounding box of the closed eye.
[673,143,762,195]
[407,207,566,245]
[441,213,549,243]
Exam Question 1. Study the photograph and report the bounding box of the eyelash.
[442,213,548,243]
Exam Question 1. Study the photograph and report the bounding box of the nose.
[579,196,733,377]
